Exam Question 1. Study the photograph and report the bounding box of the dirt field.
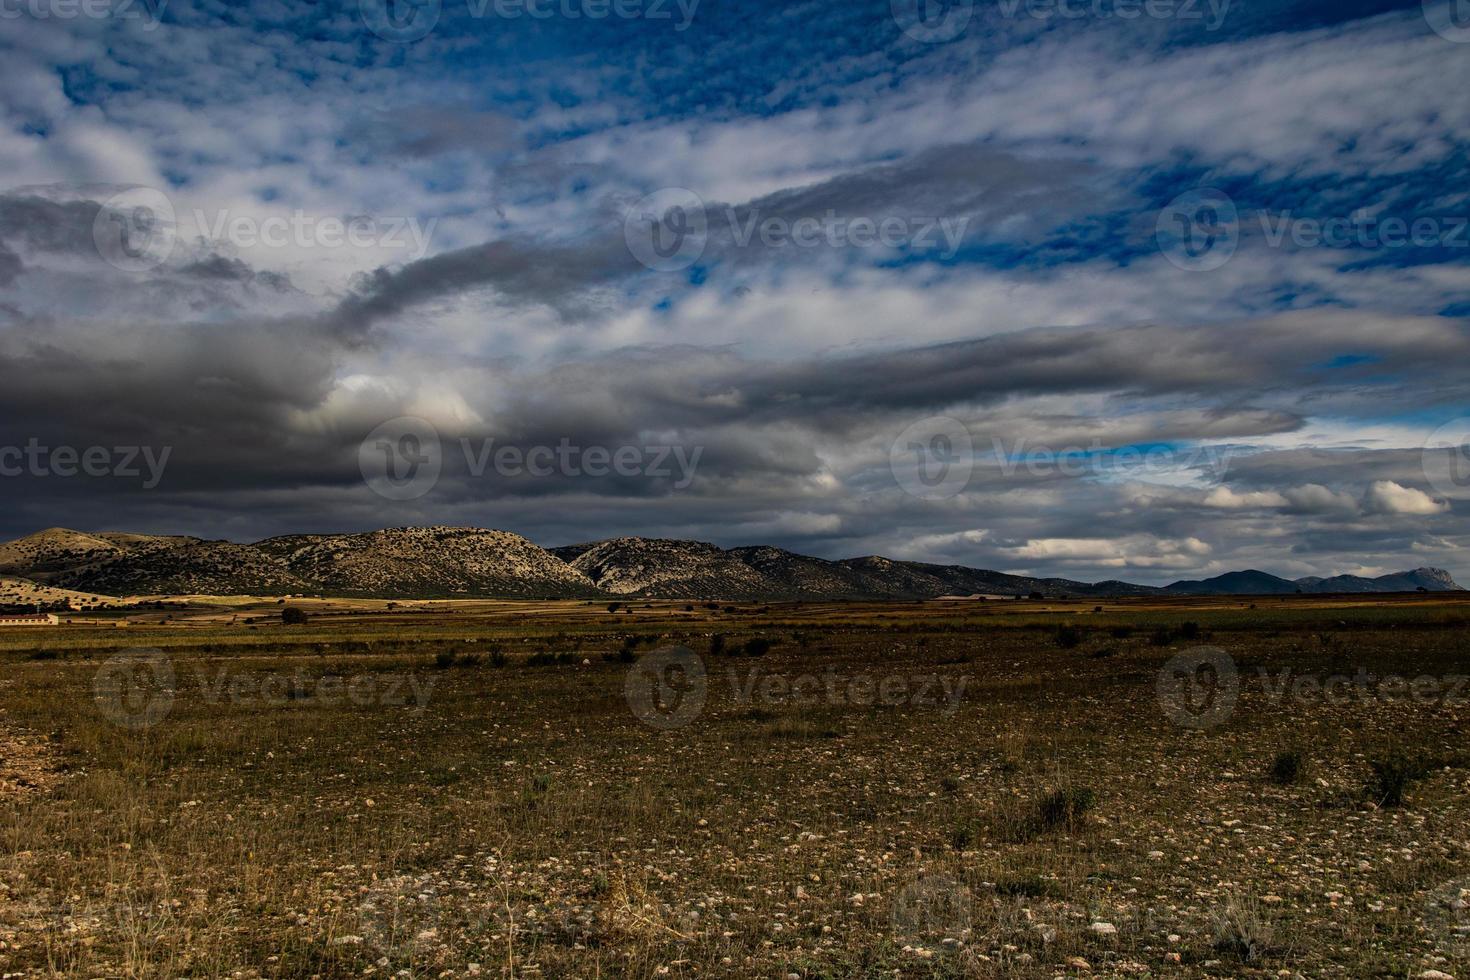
[1,595,1468,977]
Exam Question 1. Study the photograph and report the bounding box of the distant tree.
[607,602,621,614]
[281,607,309,625]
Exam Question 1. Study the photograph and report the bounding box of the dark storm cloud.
[331,143,1100,330]
[0,194,105,257]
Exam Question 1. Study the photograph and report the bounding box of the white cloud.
[1364,480,1450,516]
[1203,486,1289,509]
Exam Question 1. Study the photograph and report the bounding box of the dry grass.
[0,596,1467,976]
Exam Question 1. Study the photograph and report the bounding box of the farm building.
[0,613,60,627]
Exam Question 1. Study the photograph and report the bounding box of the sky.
[0,0,1468,585]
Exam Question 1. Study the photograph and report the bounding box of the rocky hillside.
[0,527,1459,600]
[0,528,194,578]
[557,539,1161,599]
[555,538,775,598]
[258,527,600,598]
[52,541,308,597]
[0,576,133,610]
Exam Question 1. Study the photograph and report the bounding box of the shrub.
[607,602,620,614]
[1150,626,1175,647]
[1054,625,1083,649]
[1036,787,1096,832]
[281,607,309,625]
[709,633,726,657]
[1110,626,1134,640]
[1368,754,1431,807]
[1180,621,1202,641]
[742,637,773,657]
[1269,750,1304,786]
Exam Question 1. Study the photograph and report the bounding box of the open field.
[1,596,1469,977]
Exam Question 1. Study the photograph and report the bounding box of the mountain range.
[0,526,1459,602]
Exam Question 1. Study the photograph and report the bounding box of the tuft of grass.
[1212,894,1275,962]
[1035,787,1096,832]
[993,875,1062,899]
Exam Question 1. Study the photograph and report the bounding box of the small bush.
[993,875,1062,899]
[742,637,773,657]
[1054,625,1083,649]
[709,633,726,657]
[1036,787,1096,832]
[434,651,456,669]
[1180,621,1202,641]
[1269,750,1304,786]
[1368,754,1431,807]
[281,607,309,625]
[1110,626,1134,640]
[1150,626,1175,647]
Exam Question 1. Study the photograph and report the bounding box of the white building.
[0,613,60,627]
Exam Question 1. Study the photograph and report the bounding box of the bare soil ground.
[0,595,1467,977]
